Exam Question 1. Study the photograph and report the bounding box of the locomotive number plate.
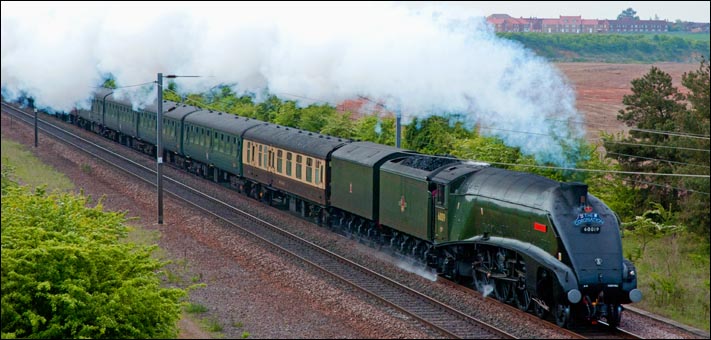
[581,225,601,233]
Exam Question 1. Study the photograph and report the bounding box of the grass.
[202,319,223,332]
[1,137,74,192]
[622,232,710,331]
[185,303,208,314]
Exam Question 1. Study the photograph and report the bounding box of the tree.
[102,78,117,89]
[354,115,395,146]
[272,100,300,128]
[605,60,710,243]
[403,115,469,155]
[163,82,182,102]
[299,103,335,132]
[617,8,639,20]
[320,111,355,139]
[1,183,187,338]
[622,203,683,255]
[604,66,686,216]
[676,57,710,241]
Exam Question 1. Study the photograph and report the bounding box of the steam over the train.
[69,88,640,328]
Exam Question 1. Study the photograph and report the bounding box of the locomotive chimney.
[560,182,588,208]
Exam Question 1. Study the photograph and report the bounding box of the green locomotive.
[333,151,641,328]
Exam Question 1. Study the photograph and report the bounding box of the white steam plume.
[2,2,584,166]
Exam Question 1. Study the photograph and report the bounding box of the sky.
[413,1,711,23]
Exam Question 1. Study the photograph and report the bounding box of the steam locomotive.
[60,88,640,328]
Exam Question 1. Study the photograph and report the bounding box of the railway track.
[2,102,514,339]
[437,274,645,339]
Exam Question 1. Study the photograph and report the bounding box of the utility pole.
[395,109,401,148]
[29,97,38,148]
[34,107,38,148]
[157,73,164,224]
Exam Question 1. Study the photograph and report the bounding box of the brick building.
[487,14,670,33]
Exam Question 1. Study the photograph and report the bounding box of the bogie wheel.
[606,304,622,328]
[554,303,571,328]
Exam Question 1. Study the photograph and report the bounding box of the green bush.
[1,184,186,339]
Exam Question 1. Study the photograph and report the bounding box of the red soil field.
[555,62,698,139]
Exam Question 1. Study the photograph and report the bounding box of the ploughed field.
[555,62,696,139]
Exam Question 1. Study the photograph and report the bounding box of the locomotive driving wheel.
[472,268,492,294]
[514,281,531,311]
[494,278,513,303]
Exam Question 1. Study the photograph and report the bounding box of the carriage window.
[306,158,313,183]
[296,155,303,179]
[246,142,251,162]
[286,152,292,176]
[277,150,283,173]
[263,146,269,168]
[315,160,321,185]
[258,145,263,167]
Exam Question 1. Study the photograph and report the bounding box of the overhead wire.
[547,118,711,139]
[599,140,709,152]
[606,152,710,169]
[623,178,710,196]
[94,81,156,89]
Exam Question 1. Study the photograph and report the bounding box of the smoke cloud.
[2,2,584,166]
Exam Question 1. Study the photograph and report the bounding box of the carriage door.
[433,183,448,242]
